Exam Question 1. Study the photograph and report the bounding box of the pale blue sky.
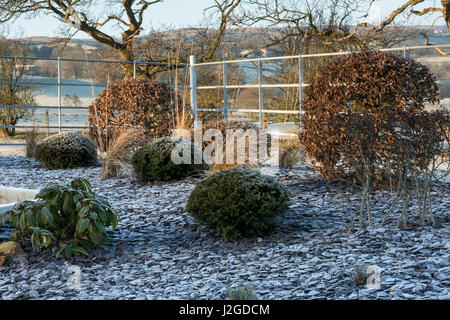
[9,0,446,39]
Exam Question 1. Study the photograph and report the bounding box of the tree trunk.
[442,0,450,29]
[118,49,135,80]
[0,126,15,137]
[117,32,155,80]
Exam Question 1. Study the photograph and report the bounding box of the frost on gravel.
[0,156,449,300]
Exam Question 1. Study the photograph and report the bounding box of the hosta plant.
[1,178,119,259]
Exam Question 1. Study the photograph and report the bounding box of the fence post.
[45,110,49,137]
[57,57,62,133]
[133,60,137,79]
[298,55,304,127]
[190,55,198,128]
[299,55,305,164]
[403,46,409,59]
[223,61,228,120]
[257,57,264,129]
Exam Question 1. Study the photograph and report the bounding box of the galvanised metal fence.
[0,56,189,146]
[190,43,450,128]
[1,42,449,147]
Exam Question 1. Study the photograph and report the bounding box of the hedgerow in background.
[186,167,291,241]
[299,50,440,181]
[89,79,180,152]
[1,178,119,259]
[35,132,98,169]
[132,136,206,183]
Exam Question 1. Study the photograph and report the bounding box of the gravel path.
[0,156,449,300]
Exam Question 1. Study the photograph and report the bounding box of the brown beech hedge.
[89,79,178,152]
[299,50,440,181]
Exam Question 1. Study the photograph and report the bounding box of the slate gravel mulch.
[0,156,449,300]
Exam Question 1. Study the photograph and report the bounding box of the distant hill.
[10,24,449,62]
[18,36,104,59]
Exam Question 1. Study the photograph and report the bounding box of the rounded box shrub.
[186,167,291,240]
[89,79,180,152]
[299,50,440,181]
[132,136,206,182]
[35,132,98,169]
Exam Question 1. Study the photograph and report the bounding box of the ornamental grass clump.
[352,264,372,287]
[101,127,147,179]
[186,167,291,241]
[132,136,206,183]
[35,132,98,169]
[1,178,119,259]
[278,137,303,168]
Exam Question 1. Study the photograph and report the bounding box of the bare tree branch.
[410,7,443,16]
[376,0,426,31]
[323,22,368,45]
[0,0,242,78]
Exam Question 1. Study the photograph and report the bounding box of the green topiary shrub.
[132,136,206,183]
[1,178,119,259]
[35,132,98,169]
[186,167,291,240]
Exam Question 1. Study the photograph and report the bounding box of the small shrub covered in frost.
[352,264,371,287]
[225,285,259,300]
[35,132,98,169]
[132,136,206,183]
[186,167,291,241]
